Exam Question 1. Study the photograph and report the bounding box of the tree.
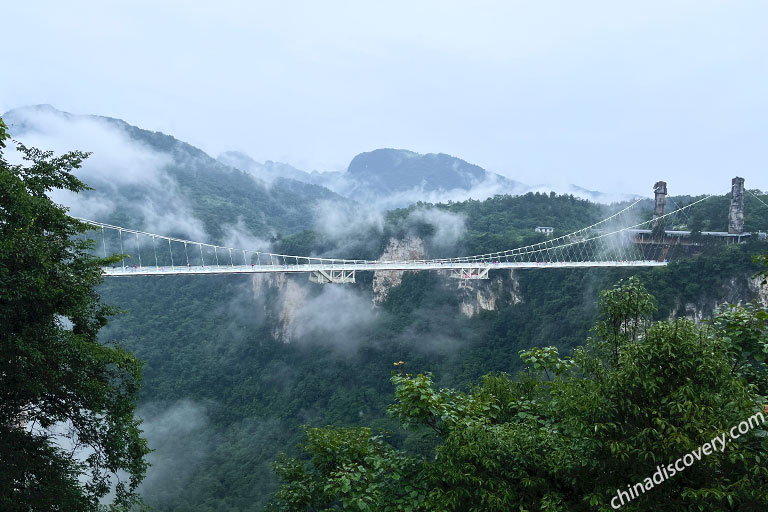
[755,253,768,285]
[0,117,149,510]
[271,277,768,511]
[270,426,428,512]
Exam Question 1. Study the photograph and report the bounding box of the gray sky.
[2,1,766,196]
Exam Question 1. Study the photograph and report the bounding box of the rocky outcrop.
[457,270,522,318]
[669,300,707,323]
[251,273,306,342]
[668,275,767,322]
[371,236,523,315]
[372,236,425,305]
[750,276,768,308]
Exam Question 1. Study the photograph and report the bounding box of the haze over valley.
[3,3,768,511]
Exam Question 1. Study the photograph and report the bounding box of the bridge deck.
[102,260,667,276]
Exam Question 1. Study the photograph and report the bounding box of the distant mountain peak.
[346,148,507,195]
[4,105,638,208]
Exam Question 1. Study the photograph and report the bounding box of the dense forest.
[270,278,768,510]
[5,4,767,508]
[97,190,768,510]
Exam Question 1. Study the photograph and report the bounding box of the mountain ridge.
[2,105,351,242]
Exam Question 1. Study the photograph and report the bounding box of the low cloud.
[136,400,211,505]
[309,199,385,258]
[221,217,274,253]
[6,106,208,240]
[6,106,169,188]
[312,199,384,241]
[360,172,525,210]
[406,207,467,248]
[289,284,377,349]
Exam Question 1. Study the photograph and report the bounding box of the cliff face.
[456,270,522,318]
[750,276,768,308]
[372,237,426,305]
[251,273,307,342]
[252,237,768,343]
[370,236,519,315]
[256,236,523,344]
[669,275,768,322]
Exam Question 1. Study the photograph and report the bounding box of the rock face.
[251,273,306,342]
[668,275,767,322]
[372,237,425,305]
[750,276,768,308]
[456,270,522,318]
[255,235,525,341]
[372,236,522,315]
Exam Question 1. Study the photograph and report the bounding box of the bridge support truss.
[448,267,490,280]
[309,269,356,284]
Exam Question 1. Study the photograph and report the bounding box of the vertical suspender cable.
[169,239,174,270]
[229,248,233,267]
[152,236,158,268]
[101,227,107,259]
[214,247,220,269]
[135,233,142,269]
[118,229,124,271]
[184,242,190,269]
[199,244,205,268]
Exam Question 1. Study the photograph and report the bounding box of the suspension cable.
[118,229,124,270]
[748,189,768,210]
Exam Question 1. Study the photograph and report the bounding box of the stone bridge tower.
[728,177,745,234]
[652,181,667,229]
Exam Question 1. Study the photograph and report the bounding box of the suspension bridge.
[77,192,724,283]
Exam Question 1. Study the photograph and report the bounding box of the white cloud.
[406,207,467,248]
[312,199,384,240]
[136,400,211,504]
[7,106,209,240]
[290,285,377,348]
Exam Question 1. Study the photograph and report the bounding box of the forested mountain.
[5,106,768,510]
[336,149,524,205]
[96,190,767,510]
[220,146,639,207]
[218,147,528,208]
[2,105,348,242]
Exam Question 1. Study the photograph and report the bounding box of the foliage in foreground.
[0,117,149,510]
[271,277,768,511]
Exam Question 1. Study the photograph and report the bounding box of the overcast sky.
[2,1,766,196]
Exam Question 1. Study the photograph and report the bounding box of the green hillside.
[97,191,768,511]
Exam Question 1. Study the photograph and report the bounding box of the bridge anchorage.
[75,177,765,281]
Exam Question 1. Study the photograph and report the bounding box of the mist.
[137,400,211,504]
[291,285,378,347]
[5,106,209,240]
